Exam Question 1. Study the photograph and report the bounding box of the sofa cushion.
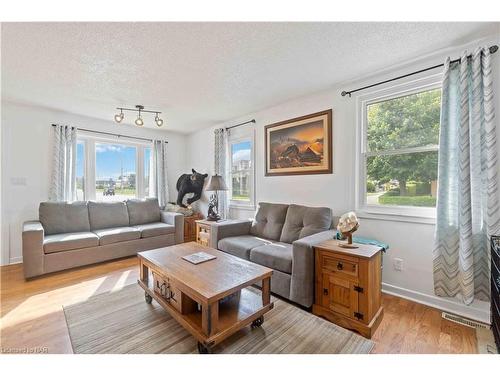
[93,226,141,246]
[250,202,289,241]
[250,242,293,274]
[88,201,130,231]
[218,235,272,260]
[126,198,161,225]
[280,204,332,243]
[133,222,175,238]
[39,201,90,235]
[43,232,99,254]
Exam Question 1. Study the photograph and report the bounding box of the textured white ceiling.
[1,22,497,133]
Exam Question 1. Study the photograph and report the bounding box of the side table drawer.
[152,272,183,313]
[152,271,197,314]
[321,254,358,278]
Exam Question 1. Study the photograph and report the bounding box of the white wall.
[188,34,500,322]
[1,101,189,265]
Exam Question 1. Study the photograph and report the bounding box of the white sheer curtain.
[214,128,229,219]
[433,47,499,305]
[149,140,169,208]
[49,124,77,201]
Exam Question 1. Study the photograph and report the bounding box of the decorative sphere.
[337,211,359,234]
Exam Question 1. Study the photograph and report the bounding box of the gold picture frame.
[265,109,332,176]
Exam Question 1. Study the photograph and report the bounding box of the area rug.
[63,284,374,354]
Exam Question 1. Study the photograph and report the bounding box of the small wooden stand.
[337,233,359,249]
[184,213,203,242]
[312,240,383,338]
[195,220,212,247]
[195,219,246,248]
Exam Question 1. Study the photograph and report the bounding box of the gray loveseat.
[211,202,336,308]
[22,198,183,278]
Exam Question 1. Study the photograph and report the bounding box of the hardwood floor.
[0,257,477,354]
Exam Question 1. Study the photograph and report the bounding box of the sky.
[76,142,149,180]
[76,141,247,180]
[231,141,251,165]
[269,120,324,144]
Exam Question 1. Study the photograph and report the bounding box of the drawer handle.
[159,282,171,301]
[323,288,329,296]
[337,262,343,270]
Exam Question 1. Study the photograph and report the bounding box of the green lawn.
[378,194,436,207]
[232,195,250,201]
[96,188,136,196]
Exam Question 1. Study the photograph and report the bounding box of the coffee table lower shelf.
[138,279,274,353]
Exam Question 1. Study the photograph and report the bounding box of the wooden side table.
[195,219,212,247]
[183,213,203,242]
[312,240,384,338]
[195,219,248,249]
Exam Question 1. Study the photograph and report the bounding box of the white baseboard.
[382,282,491,324]
[9,256,23,264]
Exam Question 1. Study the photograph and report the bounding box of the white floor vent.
[441,312,489,329]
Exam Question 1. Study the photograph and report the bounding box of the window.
[229,129,255,208]
[76,141,85,200]
[95,143,137,201]
[76,134,152,201]
[144,147,151,197]
[231,141,252,201]
[358,77,441,219]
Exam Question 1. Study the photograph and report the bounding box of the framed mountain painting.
[265,109,332,176]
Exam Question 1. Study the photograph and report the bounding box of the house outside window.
[228,127,255,209]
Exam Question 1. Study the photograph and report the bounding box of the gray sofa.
[211,202,337,308]
[22,198,183,278]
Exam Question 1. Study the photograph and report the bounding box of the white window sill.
[229,203,256,211]
[356,205,436,225]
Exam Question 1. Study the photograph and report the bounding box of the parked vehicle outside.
[103,188,115,196]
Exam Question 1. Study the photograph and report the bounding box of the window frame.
[76,132,152,201]
[228,127,256,210]
[355,74,442,223]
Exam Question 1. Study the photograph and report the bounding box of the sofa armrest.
[161,211,184,244]
[290,229,336,307]
[210,220,252,248]
[22,221,45,278]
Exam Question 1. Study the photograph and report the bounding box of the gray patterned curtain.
[49,124,77,201]
[214,128,229,219]
[150,140,169,208]
[433,47,499,305]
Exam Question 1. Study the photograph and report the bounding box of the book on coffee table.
[182,251,217,265]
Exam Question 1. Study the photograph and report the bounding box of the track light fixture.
[114,109,124,123]
[155,113,164,127]
[114,105,164,127]
[135,108,144,126]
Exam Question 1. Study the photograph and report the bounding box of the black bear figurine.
[176,169,208,208]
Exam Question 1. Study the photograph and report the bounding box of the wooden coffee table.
[137,242,274,353]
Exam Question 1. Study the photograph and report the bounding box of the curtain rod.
[51,124,168,143]
[341,44,499,97]
[225,119,256,130]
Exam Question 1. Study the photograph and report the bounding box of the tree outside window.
[365,88,441,207]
